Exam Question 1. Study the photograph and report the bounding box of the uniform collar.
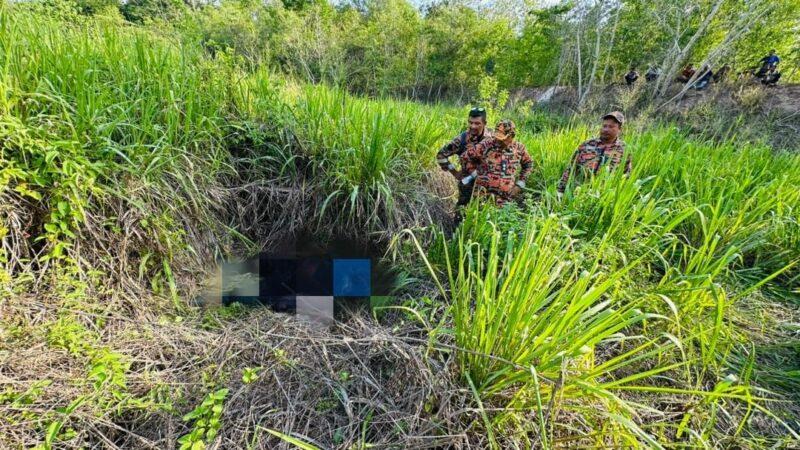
[594,137,620,147]
[493,139,515,152]
[467,129,488,142]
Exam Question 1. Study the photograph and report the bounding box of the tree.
[121,0,187,24]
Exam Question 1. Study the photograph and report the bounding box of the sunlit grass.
[3,5,800,449]
[409,125,800,445]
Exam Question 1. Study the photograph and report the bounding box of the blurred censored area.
[199,235,393,325]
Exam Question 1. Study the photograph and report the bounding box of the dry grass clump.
[2,291,489,449]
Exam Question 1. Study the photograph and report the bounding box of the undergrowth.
[2,5,799,449]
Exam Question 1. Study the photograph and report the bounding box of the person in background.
[761,67,782,86]
[676,64,696,83]
[625,66,640,86]
[757,49,780,77]
[713,64,731,83]
[436,107,492,222]
[693,66,713,90]
[557,111,631,200]
[462,120,532,207]
[645,65,661,82]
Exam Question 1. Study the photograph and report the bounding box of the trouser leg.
[453,180,474,226]
[456,180,474,207]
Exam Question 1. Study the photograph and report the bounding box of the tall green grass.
[285,84,461,235]
[411,125,800,446]
[3,5,800,448]
[0,7,245,296]
[412,206,787,447]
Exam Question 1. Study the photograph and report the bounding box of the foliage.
[178,388,229,449]
[284,84,455,236]
[0,6,241,291]
[15,0,800,100]
[410,123,800,445]
[2,4,800,449]
[121,0,187,25]
[241,367,260,384]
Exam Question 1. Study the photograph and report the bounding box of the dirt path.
[510,83,800,118]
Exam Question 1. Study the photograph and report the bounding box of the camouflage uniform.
[463,121,533,206]
[436,129,492,206]
[557,137,631,194]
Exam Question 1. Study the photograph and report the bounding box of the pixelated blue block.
[333,259,371,296]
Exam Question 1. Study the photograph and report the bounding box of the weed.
[179,388,229,450]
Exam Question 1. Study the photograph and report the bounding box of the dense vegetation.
[1,2,799,449]
[19,0,800,100]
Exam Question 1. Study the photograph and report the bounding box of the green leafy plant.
[477,74,509,121]
[178,388,229,450]
[242,367,260,384]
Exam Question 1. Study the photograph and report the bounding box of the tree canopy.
[24,0,800,100]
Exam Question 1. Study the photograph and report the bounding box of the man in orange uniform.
[462,119,533,206]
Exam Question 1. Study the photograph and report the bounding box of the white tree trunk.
[600,8,622,85]
[658,0,773,107]
[655,0,726,97]
[579,5,609,109]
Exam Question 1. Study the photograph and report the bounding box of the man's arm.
[464,140,487,164]
[435,135,461,168]
[436,135,465,179]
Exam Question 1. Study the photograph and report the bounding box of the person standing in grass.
[645,65,661,82]
[713,64,731,83]
[436,107,492,218]
[557,112,631,200]
[756,49,780,77]
[693,66,714,90]
[624,66,640,86]
[462,119,532,206]
[676,64,696,83]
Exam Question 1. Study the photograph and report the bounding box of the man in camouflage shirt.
[462,119,533,206]
[557,111,631,199]
[436,107,493,211]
